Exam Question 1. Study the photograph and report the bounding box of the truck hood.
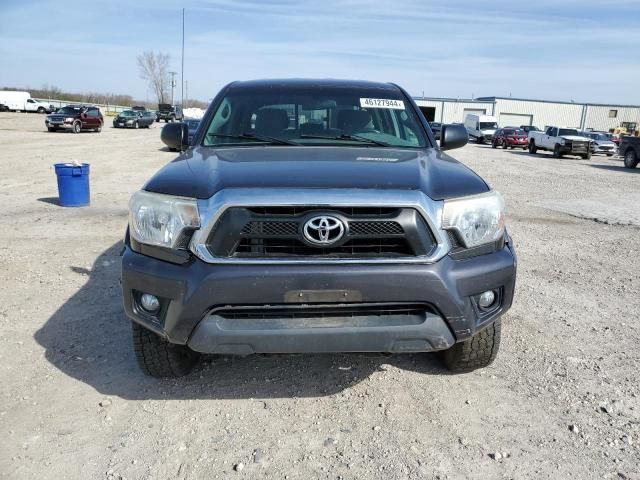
[143,146,489,201]
[562,135,591,141]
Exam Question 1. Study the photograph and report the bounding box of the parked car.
[464,114,498,144]
[619,136,640,169]
[520,125,540,134]
[124,78,516,377]
[183,118,201,143]
[492,128,528,149]
[429,121,442,140]
[580,131,616,157]
[113,110,154,129]
[156,103,182,122]
[0,90,51,113]
[138,110,156,128]
[45,105,103,133]
[528,126,591,159]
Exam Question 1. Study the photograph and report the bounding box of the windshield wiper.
[207,132,299,146]
[299,133,391,147]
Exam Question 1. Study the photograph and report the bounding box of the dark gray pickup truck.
[122,79,516,377]
[620,136,640,169]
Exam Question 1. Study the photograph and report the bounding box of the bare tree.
[137,51,170,104]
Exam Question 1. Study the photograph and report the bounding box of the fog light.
[140,293,160,313]
[478,290,496,309]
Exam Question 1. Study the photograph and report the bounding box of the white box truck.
[0,91,51,113]
[464,114,498,144]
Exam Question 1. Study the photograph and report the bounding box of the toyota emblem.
[303,215,345,245]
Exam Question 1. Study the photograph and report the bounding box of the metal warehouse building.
[413,96,640,133]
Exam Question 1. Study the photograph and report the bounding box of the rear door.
[87,108,100,127]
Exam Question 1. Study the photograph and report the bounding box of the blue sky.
[1,0,638,104]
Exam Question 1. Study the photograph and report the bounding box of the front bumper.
[122,241,517,355]
[594,146,616,154]
[45,119,74,129]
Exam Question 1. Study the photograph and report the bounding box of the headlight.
[129,191,200,248]
[126,120,133,124]
[65,117,74,122]
[442,191,505,248]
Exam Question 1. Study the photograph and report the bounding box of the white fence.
[34,98,131,115]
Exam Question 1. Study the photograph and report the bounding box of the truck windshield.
[203,87,427,148]
[559,129,579,136]
[120,110,136,117]
[479,122,498,130]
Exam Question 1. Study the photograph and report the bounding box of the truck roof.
[228,78,401,92]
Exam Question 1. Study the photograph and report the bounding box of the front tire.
[47,127,56,132]
[477,136,484,144]
[441,318,502,372]
[131,322,200,378]
[529,141,537,154]
[624,150,639,169]
[37,107,46,114]
[491,140,497,149]
[580,151,591,160]
[553,144,562,158]
[72,121,82,134]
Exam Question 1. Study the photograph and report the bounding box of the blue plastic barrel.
[54,163,90,207]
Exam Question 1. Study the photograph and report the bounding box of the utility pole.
[169,71,177,105]
[180,8,185,109]
[185,80,188,109]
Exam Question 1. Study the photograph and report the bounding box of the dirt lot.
[1,112,639,480]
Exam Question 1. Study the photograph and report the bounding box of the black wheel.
[529,141,537,154]
[164,118,168,123]
[47,127,55,132]
[477,136,484,144]
[37,107,46,113]
[131,322,199,378]
[95,125,102,133]
[491,141,497,149]
[72,121,82,134]
[553,144,562,158]
[441,318,502,372]
[580,151,591,160]
[624,149,639,169]
[606,154,614,157]
[503,142,508,149]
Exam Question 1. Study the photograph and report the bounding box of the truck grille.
[206,206,436,259]
[212,303,433,328]
[569,141,589,153]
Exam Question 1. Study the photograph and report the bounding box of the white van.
[464,114,499,144]
[0,91,50,113]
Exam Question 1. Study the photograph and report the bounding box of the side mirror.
[161,122,189,151]
[440,124,468,151]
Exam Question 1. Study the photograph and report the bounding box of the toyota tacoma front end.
[122,79,517,377]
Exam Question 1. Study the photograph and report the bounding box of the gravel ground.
[0,112,639,480]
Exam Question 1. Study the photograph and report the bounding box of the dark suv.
[45,105,103,133]
[123,79,516,377]
[156,103,182,123]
